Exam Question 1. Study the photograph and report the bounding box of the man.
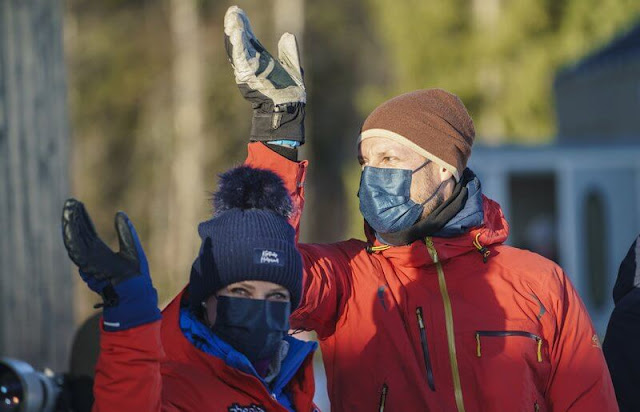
[224,6,618,411]
[604,234,640,412]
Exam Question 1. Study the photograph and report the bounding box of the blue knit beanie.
[188,166,302,311]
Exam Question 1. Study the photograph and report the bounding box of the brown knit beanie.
[359,89,475,181]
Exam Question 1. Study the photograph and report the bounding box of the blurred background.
[2,0,640,408]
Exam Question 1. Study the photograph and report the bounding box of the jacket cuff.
[99,317,163,354]
[245,142,308,195]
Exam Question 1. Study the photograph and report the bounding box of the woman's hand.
[62,198,161,331]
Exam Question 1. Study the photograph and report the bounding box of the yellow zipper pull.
[475,333,481,357]
[473,233,491,263]
[367,244,391,254]
[536,338,543,363]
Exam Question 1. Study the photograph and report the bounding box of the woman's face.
[203,280,290,326]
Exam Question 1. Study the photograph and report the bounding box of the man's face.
[358,136,455,219]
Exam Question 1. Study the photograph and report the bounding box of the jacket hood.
[160,290,317,384]
[366,195,509,266]
[433,169,484,238]
[179,306,316,402]
[158,290,317,411]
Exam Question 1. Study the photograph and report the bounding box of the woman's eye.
[229,288,250,297]
[267,292,289,301]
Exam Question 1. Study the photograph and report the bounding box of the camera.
[0,358,91,412]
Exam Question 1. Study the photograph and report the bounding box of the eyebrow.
[380,149,399,157]
[376,148,398,158]
[358,149,396,160]
[233,282,256,291]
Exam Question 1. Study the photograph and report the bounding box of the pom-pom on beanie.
[358,89,475,181]
[188,166,302,311]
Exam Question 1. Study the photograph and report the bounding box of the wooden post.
[0,0,72,370]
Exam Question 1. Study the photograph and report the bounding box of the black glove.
[62,199,161,331]
[224,5,306,144]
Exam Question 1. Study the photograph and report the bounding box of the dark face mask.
[211,296,291,363]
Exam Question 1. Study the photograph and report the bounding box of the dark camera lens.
[0,364,23,411]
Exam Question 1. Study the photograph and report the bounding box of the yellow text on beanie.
[358,89,475,181]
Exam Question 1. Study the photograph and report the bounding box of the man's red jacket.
[244,143,618,411]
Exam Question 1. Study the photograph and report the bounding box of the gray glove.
[224,5,306,144]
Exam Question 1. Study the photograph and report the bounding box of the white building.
[470,144,640,334]
[471,22,640,335]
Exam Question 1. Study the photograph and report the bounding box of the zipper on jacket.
[475,330,544,363]
[425,237,466,412]
[378,383,388,412]
[534,400,540,412]
[416,307,436,391]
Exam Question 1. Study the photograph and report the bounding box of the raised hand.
[224,5,306,144]
[62,198,161,331]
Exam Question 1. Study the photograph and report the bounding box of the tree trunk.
[303,0,368,243]
[0,0,72,370]
[167,0,205,292]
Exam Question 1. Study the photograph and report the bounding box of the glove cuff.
[264,142,298,161]
[102,276,162,332]
[103,308,161,332]
[250,103,305,144]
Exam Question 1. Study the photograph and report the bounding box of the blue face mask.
[358,162,432,234]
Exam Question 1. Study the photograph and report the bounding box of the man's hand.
[62,198,161,331]
[224,5,306,144]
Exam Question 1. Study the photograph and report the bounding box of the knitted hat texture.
[359,89,475,181]
[188,166,302,310]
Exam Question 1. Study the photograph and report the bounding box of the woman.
[62,166,319,412]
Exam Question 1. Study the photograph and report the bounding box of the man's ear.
[438,166,454,183]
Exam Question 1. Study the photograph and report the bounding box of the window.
[584,190,608,310]
[508,173,558,262]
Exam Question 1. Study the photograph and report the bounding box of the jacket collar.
[179,306,317,395]
[367,195,509,267]
[433,169,484,238]
[160,290,317,409]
